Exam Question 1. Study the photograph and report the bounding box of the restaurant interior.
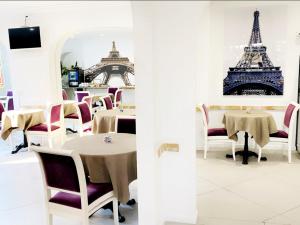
[1,1,300,225]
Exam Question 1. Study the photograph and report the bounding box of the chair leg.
[232,142,236,161]
[113,198,120,225]
[82,217,89,225]
[258,146,262,163]
[46,213,53,225]
[288,146,292,163]
[204,140,208,159]
[48,136,53,148]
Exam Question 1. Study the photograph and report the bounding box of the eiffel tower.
[223,10,283,95]
[84,41,134,86]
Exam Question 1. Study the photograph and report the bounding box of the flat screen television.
[8,26,41,49]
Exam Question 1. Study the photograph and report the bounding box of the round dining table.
[62,133,137,203]
[222,110,278,164]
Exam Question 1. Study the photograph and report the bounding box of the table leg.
[11,133,28,154]
[226,132,267,164]
[99,202,125,223]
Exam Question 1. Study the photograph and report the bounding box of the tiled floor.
[1,134,300,225]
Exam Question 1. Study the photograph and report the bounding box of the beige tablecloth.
[63,100,77,116]
[92,109,135,134]
[223,110,277,147]
[63,133,137,203]
[1,109,45,140]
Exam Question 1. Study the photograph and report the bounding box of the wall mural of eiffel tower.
[223,10,284,95]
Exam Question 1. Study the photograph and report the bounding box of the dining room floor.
[1,134,300,225]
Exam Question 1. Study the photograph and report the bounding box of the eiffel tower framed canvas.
[223,9,285,95]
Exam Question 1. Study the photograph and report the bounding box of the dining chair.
[200,104,236,160]
[108,87,118,97]
[26,104,64,148]
[32,146,119,225]
[101,95,114,110]
[114,90,122,107]
[75,91,90,102]
[76,102,93,137]
[6,97,14,111]
[6,90,13,97]
[115,115,136,134]
[62,89,68,100]
[257,102,300,163]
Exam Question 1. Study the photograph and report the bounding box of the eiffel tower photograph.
[223,10,284,95]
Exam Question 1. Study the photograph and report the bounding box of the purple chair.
[115,116,136,134]
[108,87,118,96]
[257,102,300,163]
[75,91,90,102]
[6,90,13,97]
[7,97,14,111]
[114,90,122,107]
[102,96,113,110]
[62,89,68,100]
[77,102,92,136]
[32,147,119,225]
[200,104,236,160]
[26,104,63,148]
[0,102,4,123]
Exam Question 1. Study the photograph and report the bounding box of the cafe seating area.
[2,1,300,225]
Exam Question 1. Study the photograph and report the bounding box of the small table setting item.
[63,133,137,203]
[1,108,45,153]
[92,108,135,134]
[223,110,277,164]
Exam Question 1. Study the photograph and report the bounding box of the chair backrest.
[115,116,136,134]
[200,104,209,128]
[77,102,92,124]
[62,89,68,100]
[0,102,4,121]
[102,96,113,110]
[114,90,122,106]
[6,90,13,97]
[75,91,90,102]
[283,102,300,134]
[32,147,89,209]
[50,104,62,124]
[7,97,14,111]
[82,96,93,110]
[108,87,118,96]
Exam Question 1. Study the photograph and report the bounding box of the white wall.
[133,1,209,224]
[0,1,133,107]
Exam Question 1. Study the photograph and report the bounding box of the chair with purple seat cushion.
[6,90,13,97]
[200,103,236,160]
[26,104,64,148]
[114,90,122,107]
[101,95,114,110]
[115,116,136,134]
[62,89,68,100]
[0,102,4,122]
[32,146,119,225]
[7,97,14,111]
[257,102,300,163]
[75,91,90,102]
[76,102,92,137]
[108,87,118,96]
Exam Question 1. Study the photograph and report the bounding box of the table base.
[66,128,77,133]
[226,151,267,164]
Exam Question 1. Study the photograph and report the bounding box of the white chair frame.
[75,102,93,137]
[200,103,236,160]
[257,101,300,163]
[114,90,122,108]
[26,104,65,149]
[32,146,119,225]
[100,95,115,110]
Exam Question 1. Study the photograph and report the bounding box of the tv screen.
[8,26,41,49]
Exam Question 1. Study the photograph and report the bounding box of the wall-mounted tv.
[8,26,41,49]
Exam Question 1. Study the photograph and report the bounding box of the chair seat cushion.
[84,127,92,132]
[65,113,79,119]
[49,182,113,209]
[270,130,288,138]
[27,124,60,132]
[208,128,228,136]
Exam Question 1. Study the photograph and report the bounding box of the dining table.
[92,108,135,134]
[223,110,278,164]
[63,133,137,222]
[1,108,45,154]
